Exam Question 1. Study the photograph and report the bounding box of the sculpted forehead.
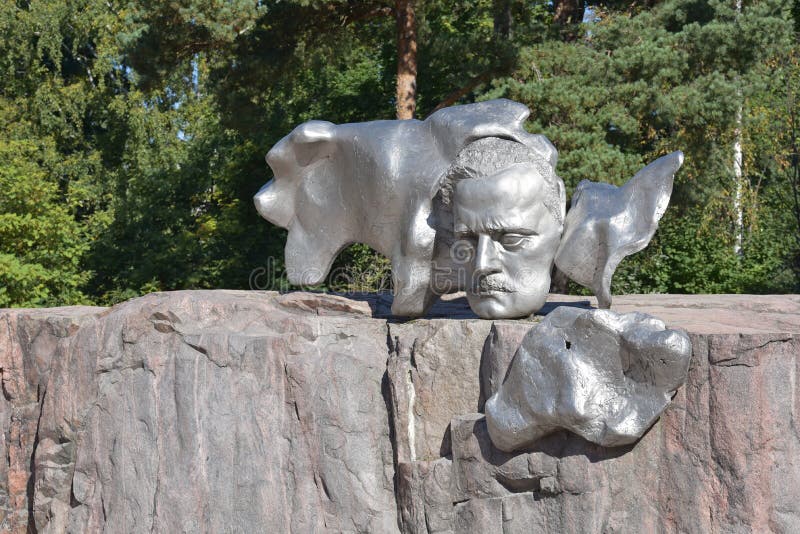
[453,163,553,233]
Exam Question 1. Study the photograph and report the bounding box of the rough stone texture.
[445,333,800,533]
[0,306,103,533]
[0,291,397,533]
[387,319,498,463]
[1,291,799,533]
[396,459,453,534]
[478,322,529,410]
[548,293,800,334]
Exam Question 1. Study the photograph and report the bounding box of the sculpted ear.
[554,151,684,308]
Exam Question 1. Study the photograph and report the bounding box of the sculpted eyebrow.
[481,220,538,234]
[454,219,538,235]
[497,227,538,235]
[455,227,539,238]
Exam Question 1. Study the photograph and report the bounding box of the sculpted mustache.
[472,276,515,293]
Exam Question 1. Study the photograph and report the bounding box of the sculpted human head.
[444,138,566,319]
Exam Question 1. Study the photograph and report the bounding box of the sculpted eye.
[499,233,533,250]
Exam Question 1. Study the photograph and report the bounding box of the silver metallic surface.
[555,152,684,309]
[485,306,692,451]
[255,99,682,318]
[255,99,557,317]
[433,137,566,319]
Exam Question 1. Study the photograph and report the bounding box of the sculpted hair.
[439,137,565,226]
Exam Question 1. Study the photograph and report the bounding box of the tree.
[396,0,418,118]
[488,0,798,293]
[0,109,90,306]
[2,0,797,307]
[0,0,124,305]
[98,0,555,297]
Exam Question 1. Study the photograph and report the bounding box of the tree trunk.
[493,0,512,39]
[395,0,417,120]
[732,0,744,256]
[733,103,744,256]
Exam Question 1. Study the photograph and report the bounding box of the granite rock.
[386,319,496,462]
[396,458,454,534]
[1,291,397,533]
[444,331,800,533]
[1,291,799,533]
[477,321,529,410]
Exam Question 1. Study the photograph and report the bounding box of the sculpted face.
[453,163,563,319]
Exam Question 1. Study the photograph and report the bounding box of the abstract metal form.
[554,152,684,309]
[254,99,684,319]
[485,306,692,450]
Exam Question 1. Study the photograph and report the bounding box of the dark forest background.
[1,0,799,307]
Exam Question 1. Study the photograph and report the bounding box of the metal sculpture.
[554,152,684,309]
[254,99,683,319]
[256,100,693,451]
[254,99,555,317]
[484,306,692,450]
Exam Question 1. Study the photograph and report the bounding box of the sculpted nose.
[474,234,502,277]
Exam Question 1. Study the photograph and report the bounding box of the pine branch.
[428,71,494,116]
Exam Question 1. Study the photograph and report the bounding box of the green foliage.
[0,0,121,306]
[1,0,798,307]
[487,0,799,293]
[0,113,90,306]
